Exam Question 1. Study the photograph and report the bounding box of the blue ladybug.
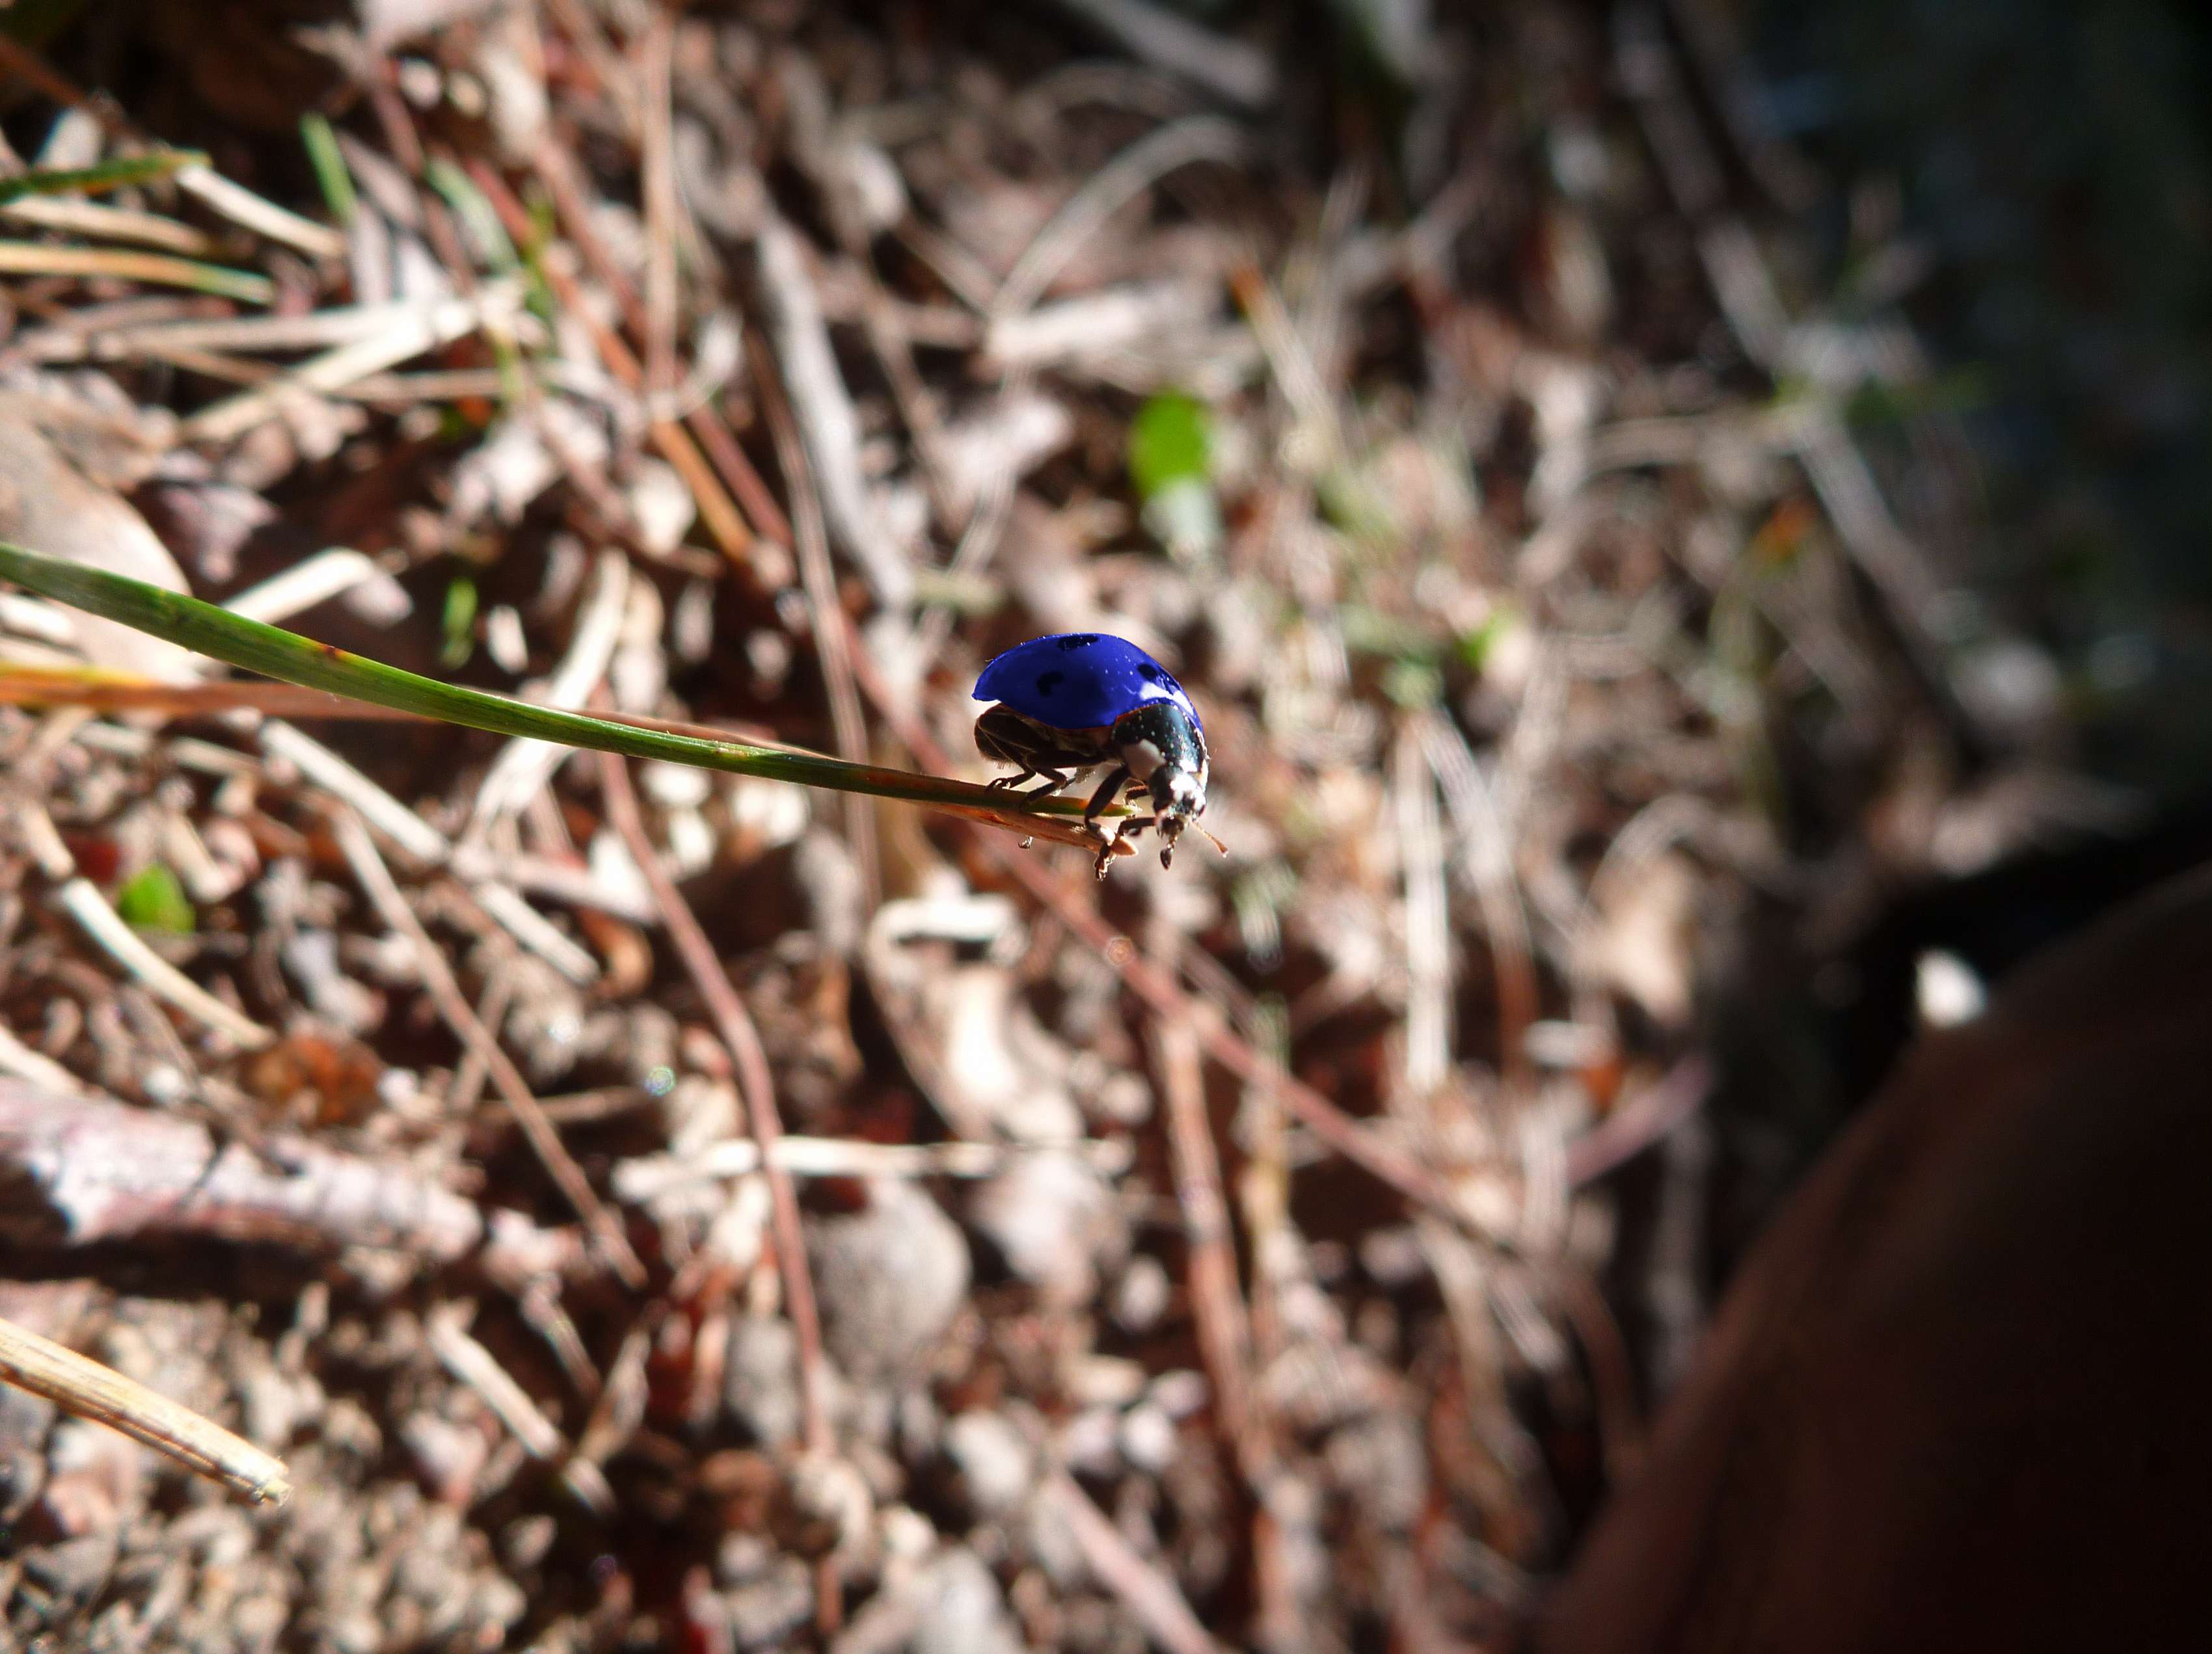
[973,632,1211,874]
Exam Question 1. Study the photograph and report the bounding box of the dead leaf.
[1585,849,1700,1028]
[0,411,200,684]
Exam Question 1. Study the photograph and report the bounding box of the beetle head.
[1149,762,1206,866]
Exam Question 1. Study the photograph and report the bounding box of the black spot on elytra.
[1035,670,1064,696]
[1137,664,1164,682]
[1055,634,1100,651]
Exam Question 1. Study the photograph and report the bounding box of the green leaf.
[1454,606,1517,672]
[117,863,195,933]
[1128,392,1212,501]
[0,541,1119,847]
[440,574,478,669]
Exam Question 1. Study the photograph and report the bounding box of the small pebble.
[1057,1407,1120,1478]
[911,1546,1026,1654]
[1116,1402,1178,1474]
[500,1514,556,1571]
[943,1410,1033,1515]
[722,1316,802,1451]
[1067,1354,1148,1409]
[809,1180,971,1381]
[724,1556,815,1649]
[1113,1255,1172,1333]
[1149,1369,1210,1419]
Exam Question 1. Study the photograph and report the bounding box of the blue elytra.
[972,632,1212,876]
[973,632,1202,734]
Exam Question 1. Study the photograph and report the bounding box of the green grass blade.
[0,541,1113,844]
[0,150,208,206]
[298,116,357,228]
[0,241,274,304]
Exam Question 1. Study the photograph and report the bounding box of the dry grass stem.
[0,1313,291,1506]
[0,239,273,302]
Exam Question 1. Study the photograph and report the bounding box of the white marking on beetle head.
[1120,738,1166,781]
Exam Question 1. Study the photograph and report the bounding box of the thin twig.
[465,153,764,568]
[608,702,844,1629]
[755,215,914,605]
[464,548,630,841]
[1040,1471,1231,1654]
[427,1302,614,1514]
[1564,1052,1713,1188]
[0,1314,291,1506]
[466,879,600,987]
[637,10,681,400]
[613,1132,1134,1202]
[541,0,643,137]
[751,325,883,911]
[175,164,347,260]
[332,808,647,1288]
[182,283,522,444]
[1144,965,1260,1467]
[522,140,794,549]
[14,797,275,1050]
[991,116,1249,317]
[443,963,511,1120]
[223,547,386,626]
[981,276,1220,371]
[258,719,451,864]
[1042,0,1277,109]
[57,300,446,356]
[0,1024,90,1095]
[595,750,831,1456]
[1419,712,1541,1097]
[471,154,783,570]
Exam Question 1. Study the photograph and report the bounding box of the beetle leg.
[1084,765,1138,877]
[1082,764,1131,826]
[986,763,1071,792]
[1092,818,1150,878]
